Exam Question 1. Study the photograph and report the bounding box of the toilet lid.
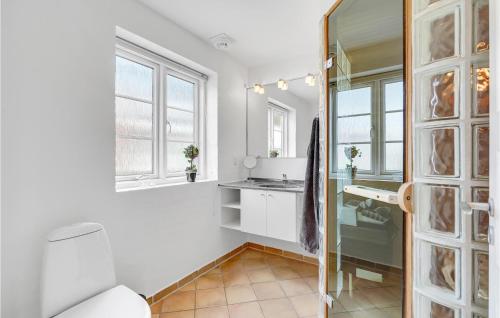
[55,285,150,318]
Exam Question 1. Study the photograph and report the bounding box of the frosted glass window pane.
[473,125,489,179]
[337,87,371,116]
[115,97,153,138]
[167,75,195,111]
[473,0,489,53]
[273,131,282,149]
[167,108,194,141]
[473,65,490,116]
[273,112,284,131]
[417,7,458,65]
[473,188,489,242]
[337,144,371,171]
[473,251,489,307]
[384,81,403,111]
[337,115,371,143]
[115,56,153,101]
[385,112,403,141]
[385,143,403,171]
[430,245,456,292]
[166,142,191,173]
[116,138,153,175]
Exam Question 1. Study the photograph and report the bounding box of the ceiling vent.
[209,33,234,50]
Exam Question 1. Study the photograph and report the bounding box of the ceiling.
[329,0,403,51]
[137,0,322,68]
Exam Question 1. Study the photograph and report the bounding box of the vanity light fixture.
[305,73,316,86]
[277,79,288,91]
[277,79,286,89]
[254,84,265,94]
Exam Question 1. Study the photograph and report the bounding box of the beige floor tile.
[152,314,160,318]
[161,290,195,313]
[252,282,285,300]
[242,258,268,271]
[289,294,319,317]
[179,281,196,292]
[266,255,290,267]
[337,290,375,312]
[195,306,229,318]
[379,306,402,318]
[225,285,257,304]
[240,250,266,260]
[293,263,318,278]
[332,300,347,313]
[360,287,401,308]
[159,310,195,318]
[223,271,251,287]
[197,273,224,290]
[349,308,388,318]
[227,302,264,318]
[247,268,276,283]
[196,288,227,308]
[271,266,300,280]
[328,313,353,318]
[259,298,298,318]
[303,277,319,291]
[279,279,313,297]
[221,261,245,274]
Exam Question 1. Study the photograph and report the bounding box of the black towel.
[300,117,320,253]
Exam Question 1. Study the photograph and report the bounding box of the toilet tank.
[41,223,117,318]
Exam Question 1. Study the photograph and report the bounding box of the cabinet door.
[241,189,267,236]
[266,191,296,242]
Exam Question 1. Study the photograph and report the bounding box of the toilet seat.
[55,285,150,318]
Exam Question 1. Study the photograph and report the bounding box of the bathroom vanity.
[218,180,304,242]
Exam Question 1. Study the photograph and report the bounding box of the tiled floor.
[328,260,403,318]
[150,249,320,318]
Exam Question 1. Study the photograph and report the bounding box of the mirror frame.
[321,0,413,317]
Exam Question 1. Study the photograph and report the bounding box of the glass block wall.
[413,0,490,317]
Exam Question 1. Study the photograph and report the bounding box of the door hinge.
[488,225,495,245]
[325,57,333,70]
[321,292,334,308]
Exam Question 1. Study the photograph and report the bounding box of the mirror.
[246,77,319,158]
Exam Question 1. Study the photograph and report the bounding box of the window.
[115,41,205,186]
[268,104,288,158]
[332,74,403,179]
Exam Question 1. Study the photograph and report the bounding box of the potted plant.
[344,146,362,179]
[269,149,279,158]
[183,144,199,182]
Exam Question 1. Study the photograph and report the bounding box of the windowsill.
[328,172,403,182]
[115,177,218,193]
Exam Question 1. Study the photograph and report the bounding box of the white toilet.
[41,223,151,318]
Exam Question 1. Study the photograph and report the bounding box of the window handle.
[370,126,375,139]
[166,120,172,133]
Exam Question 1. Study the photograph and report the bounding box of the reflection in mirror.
[326,0,404,317]
[247,77,319,158]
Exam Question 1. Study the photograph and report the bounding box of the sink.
[258,183,302,189]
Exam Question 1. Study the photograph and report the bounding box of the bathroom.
[0,0,497,318]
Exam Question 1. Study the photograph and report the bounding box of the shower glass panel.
[326,0,404,316]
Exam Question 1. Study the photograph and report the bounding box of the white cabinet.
[240,189,297,242]
[241,189,267,236]
[266,191,297,242]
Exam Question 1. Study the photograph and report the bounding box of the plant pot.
[186,171,197,182]
[345,165,357,180]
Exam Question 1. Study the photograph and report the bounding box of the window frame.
[331,72,403,180]
[267,103,289,158]
[115,41,206,186]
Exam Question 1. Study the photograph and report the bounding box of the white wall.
[251,158,308,181]
[1,0,248,316]
[248,53,319,86]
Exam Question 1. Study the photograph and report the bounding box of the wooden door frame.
[321,0,413,317]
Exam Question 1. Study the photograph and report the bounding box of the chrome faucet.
[282,173,288,184]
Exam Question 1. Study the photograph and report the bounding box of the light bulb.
[258,86,265,94]
[282,81,288,90]
[305,74,315,86]
[308,77,316,87]
[277,79,285,89]
[254,84,261,93]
